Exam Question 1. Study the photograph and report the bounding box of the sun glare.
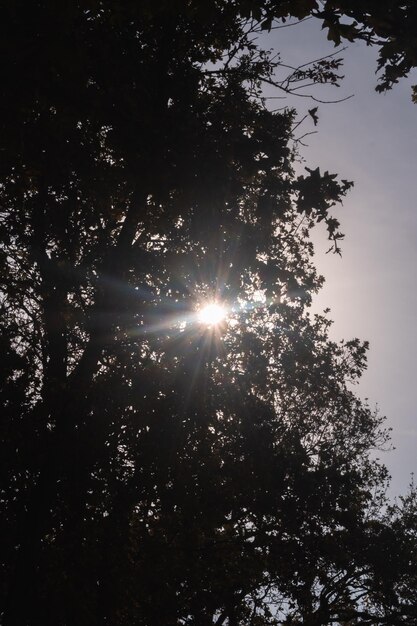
[198,302,227,326]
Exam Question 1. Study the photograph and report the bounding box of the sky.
[265,20,417,495]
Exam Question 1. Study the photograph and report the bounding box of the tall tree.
[1,2,417,625]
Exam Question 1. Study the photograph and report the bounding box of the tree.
[1,2,417,625]
[240,0,417,97]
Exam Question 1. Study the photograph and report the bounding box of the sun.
[198,302,227,326]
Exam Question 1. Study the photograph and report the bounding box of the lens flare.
[198,302,227,326]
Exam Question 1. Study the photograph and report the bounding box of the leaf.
[308,106,319,126]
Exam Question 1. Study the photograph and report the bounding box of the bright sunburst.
[198,302,227,326]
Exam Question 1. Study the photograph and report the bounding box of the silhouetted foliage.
[243,0,417,97]
[1,2,417,625]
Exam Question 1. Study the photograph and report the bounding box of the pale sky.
[266,21,417,495]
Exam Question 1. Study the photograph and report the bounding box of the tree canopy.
[1,2,417,625]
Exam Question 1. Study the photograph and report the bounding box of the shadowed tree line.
[1,2,417,624]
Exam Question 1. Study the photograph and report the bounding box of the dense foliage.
[1,2,417,625]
